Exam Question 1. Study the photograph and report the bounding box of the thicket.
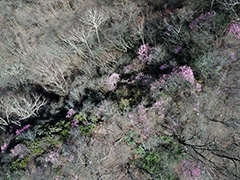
[0,0,239,179]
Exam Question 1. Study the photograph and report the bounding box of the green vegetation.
[10,156,30,171]
[72,112,98,135]
[128,135,184,179]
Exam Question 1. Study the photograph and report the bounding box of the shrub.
[150,65,201,99]
[1,142,8,153]
[137,44,154,62]
[68,75,103,103]
[192,50,228,80]
[0,29,25,62]
[0,61,30,90]
[92,100,119,121]
[174,159,201,180]
[131,135,184,179]
[15,125,30,136]
[10,144,29,159]
[146,45,168,67]
[10,156,30,171]
[152,100,165,118]
[44,151,74,168]
[116,98,133,112]
[66,110,98,136]
[189,11,216,30]
[105,73,120,91]
[39,119,71,140]
[227,22,240,39]
[128,105,154,139]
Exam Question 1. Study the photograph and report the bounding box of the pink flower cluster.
[228,51,236,61]
[227,23,240,39]
[95,104,105,117]
[105,73,120,91]
[174,159,201,180]
[45,152,62,167]
[16,124,30,135]
[45,151,74,168]
[176,66,195,85]
[193,102,200,112]
[124,65,133,73]
[129,105,153,139]
[152,100,165,118]
[1,143,8,153]
[150,77,166,91]
[121,73,152,86]
[150,66,202,92]
[164,25,173,36]
[66,109,80,127]
[175,46,182,53]
[66,108,75,118]
[189,11,216,30]
[135,73,153,85]
[137,44,153,62]
[177,66,202,92]
[71,118,79,127]
[168,122,182,134]
[160,64,168,70]
[10,144,29,158]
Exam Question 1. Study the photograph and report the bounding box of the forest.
[0,0,239,179]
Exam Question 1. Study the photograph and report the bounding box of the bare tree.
[105,22,134,53]
[63,25,116,67]
[109,35,134,52]
[8,94,47,121]
[93,47,118,69]
[217,0,240,19]
[0,61,29,90]
[79,6,109,44]
[68,25,95,57]
[133,16,145,45]
[0,93,47,130]
[31,51,71,96]
[104,3,140,52]
[60,34,87,58]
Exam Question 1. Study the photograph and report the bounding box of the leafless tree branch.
[79,6,109,44]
